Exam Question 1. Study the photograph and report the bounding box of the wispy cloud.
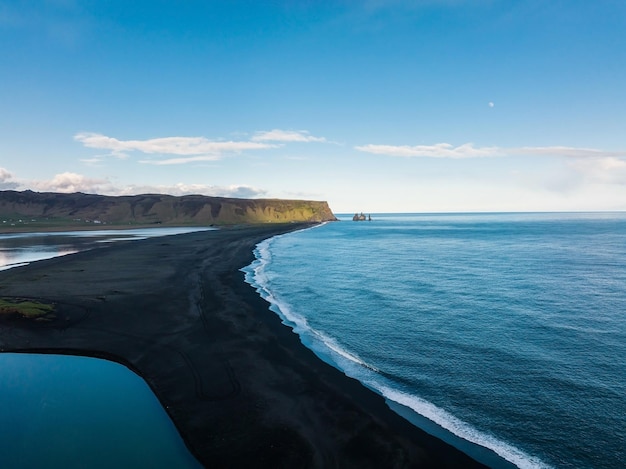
[5,168,269,198]
[74,132,277,159]
[567,156,626,185]
[356,141,626,193]
[139,155,221,165]
[79,157,105,166]
[113,183,267,198]
[510,146,626,159]
[355,143,499,158]
[356,142,626,160]
[252,129,327,143]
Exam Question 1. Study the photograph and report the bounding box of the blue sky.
[1,0,625,213]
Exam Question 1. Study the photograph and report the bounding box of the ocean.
[243,213,626,469]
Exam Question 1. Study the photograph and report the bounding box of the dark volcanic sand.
[0,224,485,468]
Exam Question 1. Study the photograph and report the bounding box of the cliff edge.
[0,190,338,228]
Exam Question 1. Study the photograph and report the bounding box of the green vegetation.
[0,215,157,233]
[0,298,55,319]
[1,215,101,230]
[0,191,337,230]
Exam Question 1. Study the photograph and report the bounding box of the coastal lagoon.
[0,353,201,468]
[0,227,215,271]
[244,213,626,468]
[0,227,213,467]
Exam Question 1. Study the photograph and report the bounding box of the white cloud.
[0,167,14,181]
[355,143,500,158]
[355,142,626,192]
[7,169,268,199]
[79,157,105,166]
[356,142,626,160]
[252,129,327,143]
[75,130,331,166]
[29,172,114,194]
[567,156,626,185]
[74,132,277,159]
[510,146,626,159]
[114,183,268,198]
[0,167,19,189]
[138,155,221,165]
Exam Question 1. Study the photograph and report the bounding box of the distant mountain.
[0,190,337,227]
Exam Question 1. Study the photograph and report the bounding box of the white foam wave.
[378,386,552,469]
[243,236,311,334]
[241,226,550,469]
[313,331,380,372]
[242,227,377,374]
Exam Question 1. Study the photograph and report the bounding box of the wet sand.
[0,224,485,468]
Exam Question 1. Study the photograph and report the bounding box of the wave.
[379,386,551,469]
[243,233,372,368]
[241,229,376,374]
[241,227,551,469]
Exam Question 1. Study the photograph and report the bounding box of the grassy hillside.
[0,191,337,230]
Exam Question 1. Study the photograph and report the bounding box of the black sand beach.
[0,225,484,468]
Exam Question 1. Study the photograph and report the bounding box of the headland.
[0,190,337,232]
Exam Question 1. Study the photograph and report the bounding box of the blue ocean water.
[243,213,626,469]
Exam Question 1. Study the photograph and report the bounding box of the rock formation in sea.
[352,212,371,221]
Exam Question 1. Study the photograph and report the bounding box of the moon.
[488,102,495,108]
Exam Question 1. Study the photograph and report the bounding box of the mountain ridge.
[0,190,337,228]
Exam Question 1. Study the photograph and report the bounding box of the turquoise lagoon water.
[243,213,626,469]
[0,353,201,468]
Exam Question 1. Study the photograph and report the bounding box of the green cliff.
[0,190,337,229]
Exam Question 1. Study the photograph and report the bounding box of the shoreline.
[0,222,217,235]
[0,224,484,467]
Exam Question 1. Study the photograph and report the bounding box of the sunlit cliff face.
[0,191,337,226]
